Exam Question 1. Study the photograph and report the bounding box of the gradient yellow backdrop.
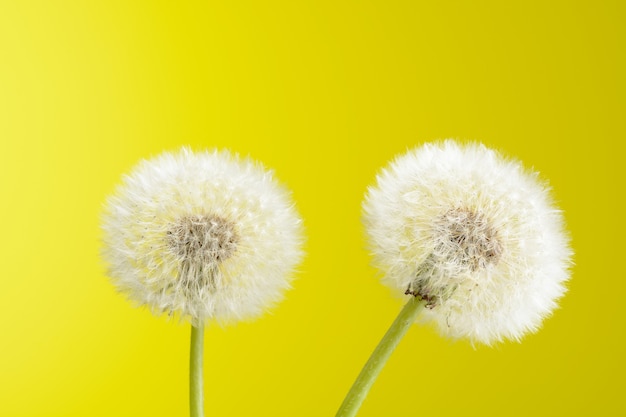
[1,1,623,416]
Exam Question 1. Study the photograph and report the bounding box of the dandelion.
[101,147,304,417]
[336,140,572,417]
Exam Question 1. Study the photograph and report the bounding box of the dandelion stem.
[335,297,426,417]
[190,324,204,417]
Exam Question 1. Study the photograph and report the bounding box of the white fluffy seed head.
[101,148,305,326]
[363,140,572,345]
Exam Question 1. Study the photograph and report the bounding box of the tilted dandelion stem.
[335,297,426,417]
[190,325,204,417]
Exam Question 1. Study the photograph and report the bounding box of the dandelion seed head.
[101,147,304,326]
[363,140,572,345]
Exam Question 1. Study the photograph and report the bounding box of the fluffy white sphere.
[101,148,305,325]
[363,140,572,345]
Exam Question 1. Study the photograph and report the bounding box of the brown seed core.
[167,214,238,267]
[406,208,502,307]
[166,214,239,292]
[434,208,502,271]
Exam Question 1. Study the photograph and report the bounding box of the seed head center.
[435,208,502,270]
[406,208,503,306]
[168,214,238,266]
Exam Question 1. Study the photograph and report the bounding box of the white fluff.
[101,148,305,326]
[363,140,572,345]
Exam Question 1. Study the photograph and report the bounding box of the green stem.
[190,324,204,417]
[335,297,426,417]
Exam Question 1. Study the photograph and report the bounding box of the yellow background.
[1,1,623,416]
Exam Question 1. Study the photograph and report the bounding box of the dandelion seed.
[362,140,572,344]
[337,140,572,417]
[101,147,304,417]
[101,147,304,326]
